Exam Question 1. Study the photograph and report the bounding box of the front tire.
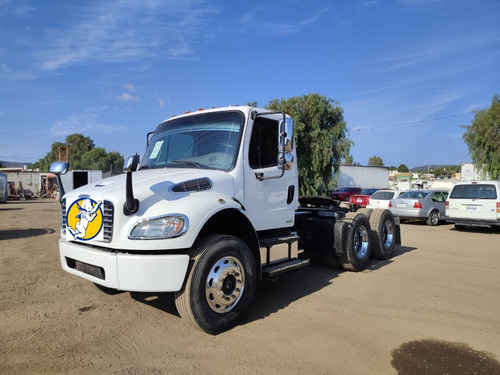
[174,234,256,334]
[338,213,372,271]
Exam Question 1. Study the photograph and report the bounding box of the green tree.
[397,164,409,173]
[462,94,500,180]
[342,155,354,166]
[31,134,123,173]
[266,93,352,195]
[368,155,384,167]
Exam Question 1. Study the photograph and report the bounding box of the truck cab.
[51,106,400,334]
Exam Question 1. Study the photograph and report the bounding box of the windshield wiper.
[170,160,202,168]
[138,165,150,170]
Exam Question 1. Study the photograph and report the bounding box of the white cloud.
[158,97,164,108]
[38,2,221,71]
[50,113,128,137]
[116,93,140,103]
[123,84,135,92]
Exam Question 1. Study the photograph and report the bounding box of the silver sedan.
[389,189,449,226]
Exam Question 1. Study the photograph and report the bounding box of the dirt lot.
[1,199,500,375]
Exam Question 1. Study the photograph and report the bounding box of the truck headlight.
[128,214,189,240]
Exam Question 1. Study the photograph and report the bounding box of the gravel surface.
[1,199,499,374]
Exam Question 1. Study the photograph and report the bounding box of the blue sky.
[0,0,499,168]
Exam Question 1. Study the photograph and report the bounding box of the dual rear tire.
[334,209,397,271]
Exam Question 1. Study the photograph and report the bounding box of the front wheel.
[174,234,256,334]
[426,210,440,226]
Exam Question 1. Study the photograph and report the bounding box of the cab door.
[242,114,297,231]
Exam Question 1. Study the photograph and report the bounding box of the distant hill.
[410,164,460,172]
[0,160,33,168]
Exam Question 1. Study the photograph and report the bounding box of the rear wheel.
[338,213,372,271]
[369,209,396,260]
[426,210,440,226]
[174,234,256,334]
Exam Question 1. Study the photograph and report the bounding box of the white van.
[446,181,500,229]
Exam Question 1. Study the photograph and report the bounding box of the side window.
[431,192,443,202]
[249,118,279,169]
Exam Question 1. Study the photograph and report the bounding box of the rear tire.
[426,210,440,226]
[338,213,372,271]
[369,209,396,260]
[174,234,256,334]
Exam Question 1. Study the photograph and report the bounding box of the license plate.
[466,205,477,210]
[75,260,105,279]
[397,203,407,208]
[357,198,362,203]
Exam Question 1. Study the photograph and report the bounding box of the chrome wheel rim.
[383,219,394,249]
[205,256,245,313]
[354,225,370,259]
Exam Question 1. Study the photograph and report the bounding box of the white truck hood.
[64,168,235,204]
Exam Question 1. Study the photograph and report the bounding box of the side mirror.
[123,154,140,172]
[280,117,294,170]
[283,117,294,152]
[49,161,69,175]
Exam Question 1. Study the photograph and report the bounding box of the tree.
[397,164,409,173]
[368,155,384,167]
[462,94,500,180]
[266,93,352,195]
[31,134,123,173]
[342,155,354,166]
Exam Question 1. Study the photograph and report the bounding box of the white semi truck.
[50,106,401,334]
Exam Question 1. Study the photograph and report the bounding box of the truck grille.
[61,198,67,235]
[102,201,113,242]
[62,199,113,242]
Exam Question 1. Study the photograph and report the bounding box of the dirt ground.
[1,199,500,375]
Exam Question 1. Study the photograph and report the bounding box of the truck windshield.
[140,111,244,171]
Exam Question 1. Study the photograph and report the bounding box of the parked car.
[389,189,449,226]
[367,189,405,209]
[349,188,382,211]
[330,187,362,202]
[446,181,500,230]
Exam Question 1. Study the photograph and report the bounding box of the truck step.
[259,233,300,248]
[262,258,310,278]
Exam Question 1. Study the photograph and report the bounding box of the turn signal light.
[497,202,500,213]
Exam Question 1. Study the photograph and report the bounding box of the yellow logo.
[66,198,103,241]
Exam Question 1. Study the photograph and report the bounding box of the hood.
[63,168,235,204]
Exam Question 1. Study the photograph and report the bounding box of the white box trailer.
[59,170,102,193]
[337,165,389,189]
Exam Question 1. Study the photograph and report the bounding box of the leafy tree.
[462,94,500,180]
[266,93,352,195]
[368,155,384,167]
[389,166,397,171]
[342,155,354,166]
[397,164,409,173]
[31,134,123,173]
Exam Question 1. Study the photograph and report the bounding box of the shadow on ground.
[129,244,417,332]
[0,228,55,240]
